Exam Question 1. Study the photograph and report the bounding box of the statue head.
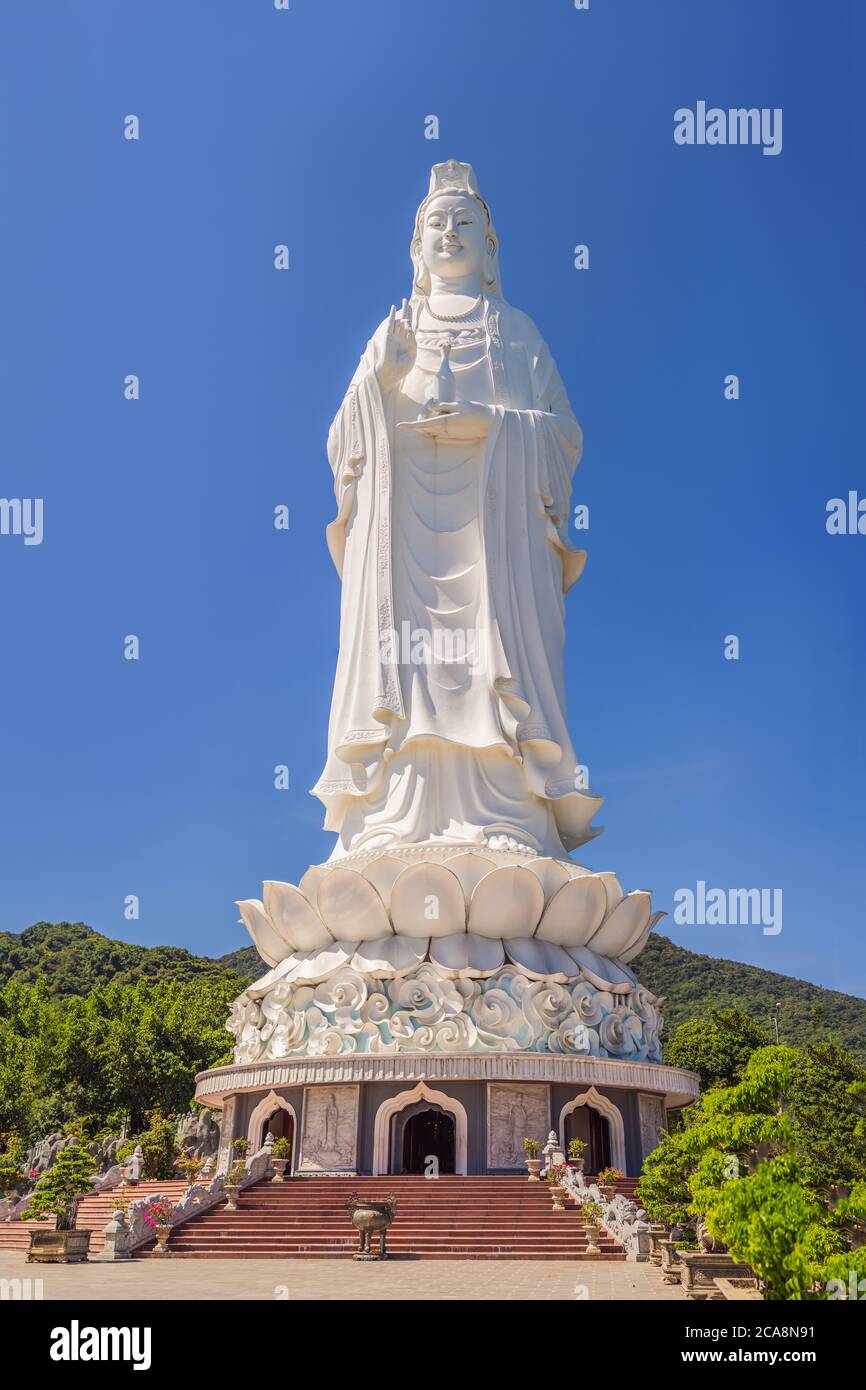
[410,160,501,299]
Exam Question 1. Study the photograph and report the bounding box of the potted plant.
[596,1166,623,1200]
[143,1196,178,1256]
[231,1138,250,1160]
[224,1160,246,1211]
[580,1200,603,1256]
[545,1163,569,1213]
[271,1136,291,1182]
[174,1152,204,1187]
[22,1141,95,1263]
[523,1137,542,1182]
[566,1137,587,1173]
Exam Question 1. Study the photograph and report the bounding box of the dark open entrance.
[401,1107,456,1175]
[566,1105,611,1175]
[262,1108,294,1151]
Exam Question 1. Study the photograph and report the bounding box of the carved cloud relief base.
[228,960,663,1064]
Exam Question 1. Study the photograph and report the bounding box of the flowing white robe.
[312,296,602,859]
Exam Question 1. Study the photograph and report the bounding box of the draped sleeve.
[527,327,586,594]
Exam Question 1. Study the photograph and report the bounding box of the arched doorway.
[372,1082,468,1175]
[267,1108,294,1144]
[400,1107,456,1175]
[247,1090,297,1166]
[565,1105,611,1175]
[558,1087,628,1174]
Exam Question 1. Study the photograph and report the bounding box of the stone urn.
[549,1183,568,1213]
[223,1183,241,1212]
[583,1222,601,1257]
[27,1228,92,1264]
[346,1191,397,1260]
[598,1184,616,1202]
[525,1159,542,1182]
[271,1158,290,1183]
[152,1223,173,1257]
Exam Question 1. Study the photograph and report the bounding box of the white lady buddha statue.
[312,160,602,862]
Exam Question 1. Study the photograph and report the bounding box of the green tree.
[636,1118,696,1226]
[786,1043,866,1191]
[22,1141,95,1229]
[707,1153,822,1300]
[663,1006,772,1089]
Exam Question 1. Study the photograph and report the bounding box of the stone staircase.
[0,1181,189,1254]
[137,1175,630,1260]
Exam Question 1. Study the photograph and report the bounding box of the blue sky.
[1,1,864,999]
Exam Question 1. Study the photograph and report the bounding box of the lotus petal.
[468,865,545,939]
[288,940,355,982]
[565,945,636,993]
[246,953,304,996]
[389,863,465,938]
[298,865,327,907]
[617,925,652,966]
[351,936,428,978]
[263,880,333,951]
[430,933,506,978]
[446,852,495,900]
[314,869,391,942]
[236,899,289,967]
[525,857,571,901]
[359,854,407,912]
[535,874,607,946]
[619,910,664,964]
[587,890,652,958]
[596,871,624,912]
[503,937,578,981]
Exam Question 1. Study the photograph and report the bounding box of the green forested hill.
[0,921,253,995]
[2,922,864,1062]
[639,934,866,1062]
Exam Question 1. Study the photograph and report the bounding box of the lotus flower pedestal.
[195,845,700,1178]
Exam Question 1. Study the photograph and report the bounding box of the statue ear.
[411,239,429,294]
[484,237,498,288]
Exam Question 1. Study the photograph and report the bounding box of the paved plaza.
[0,1251,684,1301]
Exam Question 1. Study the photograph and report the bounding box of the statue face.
[420,193,487,282]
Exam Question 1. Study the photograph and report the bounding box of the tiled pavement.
[0,1250,683,1300]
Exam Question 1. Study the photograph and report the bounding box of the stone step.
[152,1250,627,1261]
[134,1174,628,1260]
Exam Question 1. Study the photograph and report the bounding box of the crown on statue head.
[428,159,480,197]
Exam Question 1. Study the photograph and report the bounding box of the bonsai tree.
[272,1137,291,1160]
[638,1120,694,1227]
[227,1159,247,1186]
[580,1201,602,1225]
[523,1137,540,1159]
[21,1141,94,1231]
[567,1138,587,1165]
[231,1138,250,1159]
[597,1166,624,1187]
